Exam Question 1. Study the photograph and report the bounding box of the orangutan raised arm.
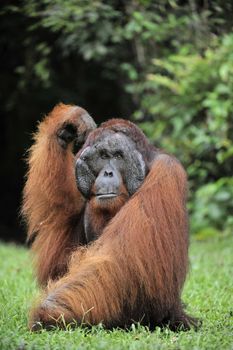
[28,118,198,331]
[22,104,96,286]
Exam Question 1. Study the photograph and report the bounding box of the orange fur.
[23,106,197,330]
[85,181,129,239]
[22,103,95,285]
[29,154,197,330]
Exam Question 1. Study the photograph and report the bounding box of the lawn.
[0,235,232,350]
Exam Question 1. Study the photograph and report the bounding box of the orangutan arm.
[22,103,96,286]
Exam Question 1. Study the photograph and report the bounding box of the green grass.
[0,236,232,350]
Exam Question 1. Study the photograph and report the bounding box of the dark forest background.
[1,0,233,243]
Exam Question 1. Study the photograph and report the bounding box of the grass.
[0,235,232,350]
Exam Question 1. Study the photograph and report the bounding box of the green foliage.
[0,238,233,349]
[190,178,233,238]
[1,0,233,236]
[132,33,233,234]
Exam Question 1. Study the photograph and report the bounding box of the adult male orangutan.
[22,103,198,331]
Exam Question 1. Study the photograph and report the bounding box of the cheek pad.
[75,159,95,198]
[124,150,146,195]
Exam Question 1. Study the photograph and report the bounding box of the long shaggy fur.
[22,104,95,285]
[23,105,197,331]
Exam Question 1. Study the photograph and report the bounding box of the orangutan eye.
[100,150,109,159]
[114,151,123,159]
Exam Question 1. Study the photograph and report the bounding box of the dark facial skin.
[75,131,148,243]
[75,131,147,199]
[94,164,122,200]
